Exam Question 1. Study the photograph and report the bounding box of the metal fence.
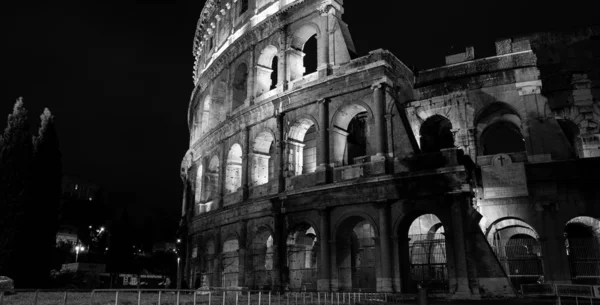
[0,289,417,305]
[521,284,600,305]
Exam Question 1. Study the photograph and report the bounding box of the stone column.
[318,208,331,291]
[317,9,330,77]
[449,194,473,298]
[371,82,387,158]
[317,98,331,184]
[277,113,286,193]
[539,203,572,284]
[242,127,251,200]
[376,202,394,292]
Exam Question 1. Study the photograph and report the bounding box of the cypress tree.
[30,108,62,287]
[0,98,33,278]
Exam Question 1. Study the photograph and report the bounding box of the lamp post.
[177,256,181,289]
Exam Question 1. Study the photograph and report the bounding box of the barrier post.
[159,291,163,305]
[138,290,142,305]
[115,290,119,305]
[63,291,69,305]
[177,291,181,305]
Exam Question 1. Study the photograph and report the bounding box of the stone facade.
[180,0,600,299]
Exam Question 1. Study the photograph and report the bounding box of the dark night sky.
[1,0,596,245]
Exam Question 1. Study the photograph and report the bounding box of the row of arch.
[418,102,583,158]
[193,22,321,141]
[191,213,600,291]
[194,102,372,205]
[484,216,600,288]
[191,213,448,292]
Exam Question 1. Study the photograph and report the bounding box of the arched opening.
[289,25,320,81]
[286,224,318,291]
[336,217,377,292]
[303,35,318,76]
[401,214,448,293]
[270,56,278,90]
[419,115,454,153]
[212,79,227,126]
[249,230,274,289]
[251,131,275,186]
[558,119,582,158]
[201,96,211,135]
[225,144,243,193]
[287,119,317,176]
[195,164,204,212]
[481,121,525,155]
[204,156,220,203]
[486,218,544,289]
[232,63,248,110]
[222,238,240,288]
[565,217,600,285]
[199,240,215,288]
[255,46,279,97]
[331,104,369,166]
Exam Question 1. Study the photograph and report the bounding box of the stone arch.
[251,130,276,186]
[200,95,212,135]
[289,22,321,80]
[198,238,217,288]
[286,221,319,291]
[247,226,275,289]
[256,45,280,96]
[210,78,227,126]
[564,216,600,284]
[222,235,240,287]
[419,115,454,153]
[232,62,249,110]
[290,22,321,50]
[287,116,319,176]
[225,143,243,193]
[331,102,374,166]
[204,155,220,203]
[334,214,379,292]
[195,163,204,204]
[485,217,544,289]
[395,210,450,294]
[475,102,525,156]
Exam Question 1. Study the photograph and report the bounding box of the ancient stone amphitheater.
[179,0,600,299]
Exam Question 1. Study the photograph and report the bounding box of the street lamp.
[176,256,181,289]
[75,244,85,263]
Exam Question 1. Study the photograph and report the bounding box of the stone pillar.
[277,113,286,193]
[247,47,256,105]
[449,194,473,298]
[317,10,330,77]
[318,208,331,291]
[242,127,251,200]
[371,81,387,158]
[376,202,394,292]
[317,98,331,184]
[539,203,572,284]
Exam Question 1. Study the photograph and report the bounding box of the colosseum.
[178,0,600,299]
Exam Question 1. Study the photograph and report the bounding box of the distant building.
[152,242,176,253]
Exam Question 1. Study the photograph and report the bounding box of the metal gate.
[566,237,600,285]
[248,251,274,289]
[409,234,448,293]
[492,237,545,289]
[287,248,317,291]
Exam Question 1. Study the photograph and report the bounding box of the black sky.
[1,0,596,245]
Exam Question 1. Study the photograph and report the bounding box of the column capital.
[317,97,329,105]
[370,77,394,91]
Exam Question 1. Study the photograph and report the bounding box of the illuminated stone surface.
[179,0,600,299]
